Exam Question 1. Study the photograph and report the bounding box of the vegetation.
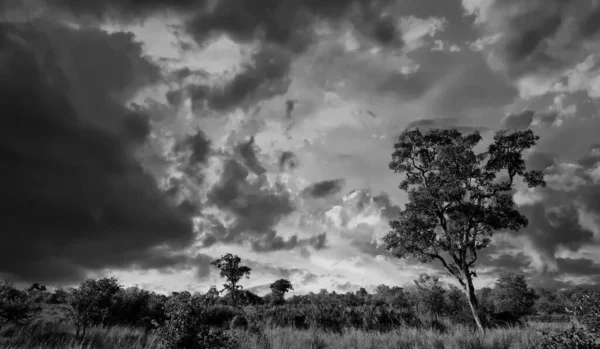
[0,128,597,348]
[0,267,597,348]
[384,128,545,332]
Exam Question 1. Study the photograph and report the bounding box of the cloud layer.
[1,0,600,293]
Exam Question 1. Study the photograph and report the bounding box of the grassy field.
[0,321,571,349]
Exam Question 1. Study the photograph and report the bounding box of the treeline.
[0,254,598,349]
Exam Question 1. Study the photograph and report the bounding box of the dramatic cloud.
[173,129,211,165]
[404,117,489,134]
[302,179,346,199]
[3,0,600,291]
[278,151,299,172]
[236,136,266,175]
[201,157,328,253]
[0,21,194,284]
[178,44,293,112]
[466,0,600,80]
[502,110,535,129]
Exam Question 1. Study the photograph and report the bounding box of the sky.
[1,0,600,296]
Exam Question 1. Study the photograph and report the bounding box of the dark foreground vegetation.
[0,258,598,349]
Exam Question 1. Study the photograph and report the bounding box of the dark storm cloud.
[173,129,211,165]
[378,48,517,116]
[372,193,401,221]
[476,0,600,77]
[306,232,328,250]
[181,44,293,112]
[250,231,328,252]
[525,151,557,172]
[186,0,403,52]
[285,99,296,118]
[204,159,296,250]
[193,253,215,279]
[20,0,404,113]
[129,252,215,280]
[123,108,152,143]
[404,117,488,134]
[236,136,266,175]
[504,12,563,64]
[302,179,346,199]
[0,21,195,284]
[279,151,299,172]
[556,258,600,277]
[578,144,600,167]
[245,260,305,279]
[169,0,402,112]
[510,203,594,270]
[536,110,560,127]
[579,5,600,38]
[38,0,206,22]
[502,110,535,130]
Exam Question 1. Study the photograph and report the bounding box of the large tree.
[383,128,545,332]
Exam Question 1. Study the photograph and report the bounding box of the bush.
[0,280,40,327]
[538,288,600,349]
[156,291,235,349]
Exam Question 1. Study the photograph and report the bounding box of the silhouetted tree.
[269,279,293,305]
[384,128,545,332]
[211,254,251,308]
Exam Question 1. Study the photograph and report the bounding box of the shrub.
[156,291,235,349]
[0,280,40,327]
[538,288,600,349]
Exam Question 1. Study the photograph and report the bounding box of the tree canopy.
[384,128,545,332]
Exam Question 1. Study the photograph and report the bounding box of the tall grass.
[0,321,570,349]
[237,323,570,349]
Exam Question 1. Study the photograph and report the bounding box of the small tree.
[384,128,545,332]
[491,272,538,318]
[374,285,408,308]
[270,279,293,305]
[67,277,121,339]
[413,274,446,315]
[211,254,251,309]
[48,286,69,304]
[0,281,39,327]
[534,288,566,315]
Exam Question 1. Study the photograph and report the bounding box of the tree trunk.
[465,276,485,333]
[231,283,237,308]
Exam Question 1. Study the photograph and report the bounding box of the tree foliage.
[211,254,252,308]
[491,272,538,318]
[413,274,446,316]
[384,128,545,332]
[67,277,121,338]
[156,291,234,349]
[0,281,39,327]
[270,279,293,305]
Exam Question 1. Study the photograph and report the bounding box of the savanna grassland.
[0,267,597,349]
[0,314,575,349]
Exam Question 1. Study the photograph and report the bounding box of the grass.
[0,321,571,349]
